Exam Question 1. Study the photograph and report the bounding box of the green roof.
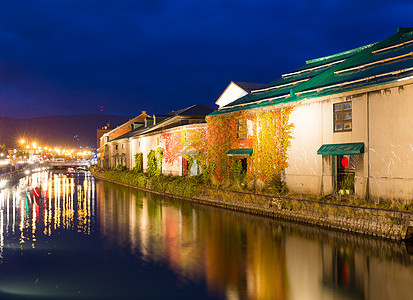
[227,148,253,157]
[210,28,413,117]
[317,143,364,155]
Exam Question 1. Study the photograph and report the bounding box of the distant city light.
[0,180,6,188]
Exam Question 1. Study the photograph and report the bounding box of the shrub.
[269,175,288,194]
[148,175,170,193]
[167,176,198,197]
[136,173,148,188]
[114,164,127,172]
[230,159,246,184]
[134,152,143,173]
[103,169,201,198]
[147,148,163,177]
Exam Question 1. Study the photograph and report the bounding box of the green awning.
[227,148,253,157]
[317,142,364,155]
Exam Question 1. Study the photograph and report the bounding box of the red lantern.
[341,157,349,168]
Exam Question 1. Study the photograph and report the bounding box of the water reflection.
[0,172,413,299]
[0,171,95,254]
[98,181,413,300]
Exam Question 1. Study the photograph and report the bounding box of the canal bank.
[91,169,413,242]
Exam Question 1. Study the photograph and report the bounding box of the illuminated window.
[334,102,352,132]
[237,119,247,140]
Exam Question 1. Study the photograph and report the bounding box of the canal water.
[0,171,413,299]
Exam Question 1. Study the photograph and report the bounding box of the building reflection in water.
[0,171,95,255]
[98,182,291,299]
[1,173,413,299]
[97,181,413,300]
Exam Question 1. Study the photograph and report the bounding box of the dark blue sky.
[0,0,411,118]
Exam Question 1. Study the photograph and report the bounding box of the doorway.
[336,155,355,194]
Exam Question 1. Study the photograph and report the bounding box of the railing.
[47,160,90,168]
[0,162,42,189]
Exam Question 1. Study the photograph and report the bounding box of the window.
[237,119,247,139]
[241,158,247,173]
[334,102,352,132]
[115,145,118,150]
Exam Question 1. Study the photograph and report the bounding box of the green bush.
[230,159,245,182]
[268,175,288,195]
[105,170,144,187]
[148,175,170,193]
[103,169,202,198]
[136,173,148,188]
[114,164,127,172]
[167,176,198,197]
[155,148,163,175]
[147,150,156,176]
[134,152,143,173]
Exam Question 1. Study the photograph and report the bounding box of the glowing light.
[33,188,40,198]
[341,157,349,168]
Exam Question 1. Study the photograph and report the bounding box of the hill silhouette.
[0,114,134,149]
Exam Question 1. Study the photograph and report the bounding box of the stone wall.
[92,169,413,241]
[198,188,413,241]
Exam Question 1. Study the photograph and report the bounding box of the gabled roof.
[110,104,214,142]
[215,81,265,107]
[105,111,150,135]
[167,104,215,116]
[110,128,142,141]
[233,81,265,93]
[210,27,413,116]
[110,104,213,142]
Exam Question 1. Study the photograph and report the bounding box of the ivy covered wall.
[206,106,295,185]
[160,125,207,175]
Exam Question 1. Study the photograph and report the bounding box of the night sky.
[0,0,411,118]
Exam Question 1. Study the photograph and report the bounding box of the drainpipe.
[320,102,324,195]
[366,92,370,200]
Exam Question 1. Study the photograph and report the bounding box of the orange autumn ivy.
[206,106,294,185]
[250,107,294,183]
[161,131,184,165]
[205,115,237,183]
[159,106,294,186]
[161,128,207,166]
